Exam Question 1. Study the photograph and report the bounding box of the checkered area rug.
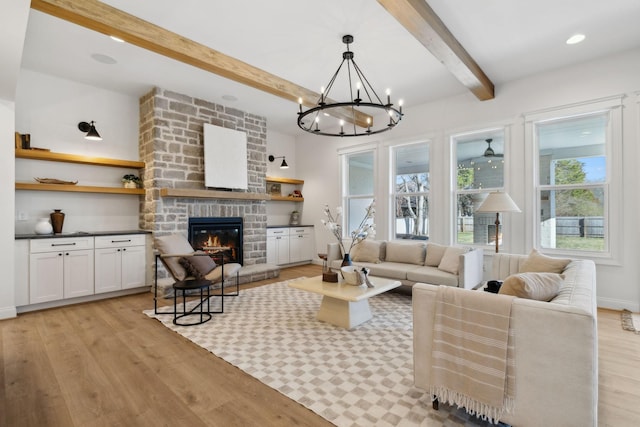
[144,278,496,427]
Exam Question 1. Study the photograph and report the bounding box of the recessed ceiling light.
[110,35,124,43]
[566,34,586,45]
[91,53,117,64]
[222,95,238,102]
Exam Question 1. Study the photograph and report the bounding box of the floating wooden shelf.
[160,188,270,201]
[270,195,305,202]
[16,182,144,195]
[266,176,304,185]
[15,149,145,169]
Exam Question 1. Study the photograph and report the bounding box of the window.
[535,111,609,252]
[342,150,375,237]
[392,143,429,240]
[453,129,507,248]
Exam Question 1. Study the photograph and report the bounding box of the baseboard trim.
[597,296,639,312]
[0,305,18,320]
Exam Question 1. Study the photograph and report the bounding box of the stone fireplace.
[139,87,278,284]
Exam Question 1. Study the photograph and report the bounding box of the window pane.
[395,194,429,239]
[347,198,374,237]
[348,152,374,195]
[538,113,607,185]
[539,188,605,251]
[456,137,504,190]
[456,193,502,246]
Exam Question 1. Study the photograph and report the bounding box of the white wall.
[296,48,640,311]
[14,70,141,234]
[266,129,302,226]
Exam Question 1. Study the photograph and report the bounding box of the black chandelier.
[297,35,403,137]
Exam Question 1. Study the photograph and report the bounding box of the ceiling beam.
[30,0,372,128]
[377,0,494,101]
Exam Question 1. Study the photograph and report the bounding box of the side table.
[173,278,221,326]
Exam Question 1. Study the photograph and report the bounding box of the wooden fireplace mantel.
[159,188,271,201]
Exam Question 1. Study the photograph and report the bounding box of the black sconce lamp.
[78,121,102,141]
[268,155,289,169]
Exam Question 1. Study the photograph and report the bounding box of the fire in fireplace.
[188,217,243,265]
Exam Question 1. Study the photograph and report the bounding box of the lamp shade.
[476,191,521,213]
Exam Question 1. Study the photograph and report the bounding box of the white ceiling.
[19,0,640,137]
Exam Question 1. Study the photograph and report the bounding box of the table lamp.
[476,191,521,253]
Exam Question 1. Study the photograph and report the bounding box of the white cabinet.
[29,237,94,304]
[289,227,314,263]
[267,228,290,265]
[14,240,29,306]
[267,226,314,265]
[94,234,146,294]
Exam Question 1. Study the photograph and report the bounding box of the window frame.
[525,96,623,262]
[339,146,377,241]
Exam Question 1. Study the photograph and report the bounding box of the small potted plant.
[122,174,141,188]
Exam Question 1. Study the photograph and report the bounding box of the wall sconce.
[78,121,102,141]
[268,155,289,169]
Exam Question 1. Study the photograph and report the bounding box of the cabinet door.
[94,247,122,294]
[266,236,277,265]
[29,251,64,304]
[121,245,146,289]
[276,235,290,265]
[64,249,94,298]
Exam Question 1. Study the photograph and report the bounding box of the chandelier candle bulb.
[386,88,391,105]
[298,97,303,113]
[399,99,403,113]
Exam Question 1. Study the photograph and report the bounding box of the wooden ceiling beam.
[30,0,372,128]
[377,0,494,101]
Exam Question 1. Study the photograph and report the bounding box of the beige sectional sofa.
[326,240,484,292]
[413,251,598,426]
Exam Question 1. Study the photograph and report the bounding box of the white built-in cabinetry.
[267,226,314,266]
[15,233,148,311]
[29,236,95,304]
[94,235,146,293]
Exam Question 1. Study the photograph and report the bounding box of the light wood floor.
[1,264,639,426]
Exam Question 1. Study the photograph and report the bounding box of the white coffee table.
[288,275,401,329]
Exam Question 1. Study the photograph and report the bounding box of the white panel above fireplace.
[203,123,248,190]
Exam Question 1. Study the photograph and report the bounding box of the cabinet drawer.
[290,227,312,236]
[95,234,146,249]
[30,237,94,253]
[267,228,290,237]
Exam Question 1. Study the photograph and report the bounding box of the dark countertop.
[16,230,152,240]
[266,224,314,228]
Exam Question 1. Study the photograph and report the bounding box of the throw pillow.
[178,251,217,280]
[425,243,448,267]
[437,246,469,275]
[499,272,565,301]
[519,248,571,274]
[154,233,196,281]
[351,240,383,263]
[385,241,426,265]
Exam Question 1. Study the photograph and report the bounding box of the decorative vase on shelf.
[123,181,137,189]
[341,253,352,267]
[50,209,65,234]
[34,218,53,235]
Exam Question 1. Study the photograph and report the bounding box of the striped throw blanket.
[429,286,515,423]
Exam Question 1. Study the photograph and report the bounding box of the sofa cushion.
[385,241,426,265]
[363,261,421,280]
[351,240,384,263]
[154,233,195,281]
[407,266,460,287]
[438,246,468,274]
[425,243,448,267]
[499,272,565,301]
[519,248,571,274]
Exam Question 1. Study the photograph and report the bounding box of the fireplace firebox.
[188,217,243,265]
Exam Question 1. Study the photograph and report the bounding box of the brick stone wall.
[139,87,268,268]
